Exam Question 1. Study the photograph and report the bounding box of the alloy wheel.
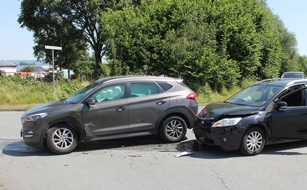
[51,128,75,149]
[165,119,184,140]
[246,131,263,152]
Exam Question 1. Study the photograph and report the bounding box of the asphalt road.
[1,111,307,190]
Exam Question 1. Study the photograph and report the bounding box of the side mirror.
[85,98,96,106]
[275,101,287,110]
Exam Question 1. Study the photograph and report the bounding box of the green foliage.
[100,63,111,77]
[73,53,96,81]
[18,0,304,91]
[198,78,257,104]
[298,55,307,74]
[108,59,130,76]
[20,66,35,72]
[18,0,111,79]
[101,0,301,91]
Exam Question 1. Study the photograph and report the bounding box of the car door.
[128,82,170,133]
[82,83,130,137]
[271,86,307,139]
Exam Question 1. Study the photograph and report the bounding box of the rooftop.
[0,59,17,67]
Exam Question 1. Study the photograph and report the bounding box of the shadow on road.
[76,135,176,152]
[1,140,50,157]
[3,137,307,158]
[1,136,182,157]
[262,141,307,156]
[176,140,307,159]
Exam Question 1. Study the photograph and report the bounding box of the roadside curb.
[0,108,27,112]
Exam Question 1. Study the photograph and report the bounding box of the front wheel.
[159,116,187,143]
[46,125,77,154]
[239,127,265,156]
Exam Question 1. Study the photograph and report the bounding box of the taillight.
[186,92,197,100]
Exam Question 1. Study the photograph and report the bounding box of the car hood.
[200,102,261,121]
[22,100,68,117]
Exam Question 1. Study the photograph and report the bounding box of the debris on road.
[175,151,194,158]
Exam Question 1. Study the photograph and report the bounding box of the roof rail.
[256,78,280,83]
[290,79,307,85]
[257,78,307,86]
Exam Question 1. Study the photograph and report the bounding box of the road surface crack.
[210,167,231,190]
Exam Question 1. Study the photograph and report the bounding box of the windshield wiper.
[228,102,247,106]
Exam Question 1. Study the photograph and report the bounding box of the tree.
[102,0,303,90]
[298,55,307,74]
[18,0,111,79]
[101,0,267,90]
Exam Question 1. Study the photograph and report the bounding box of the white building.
[0,60,17,76]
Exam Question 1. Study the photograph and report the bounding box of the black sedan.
[194,78,307,155]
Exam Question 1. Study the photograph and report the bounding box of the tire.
[239,127,265,156]
[46,125,77,154]
[159,116,187,143]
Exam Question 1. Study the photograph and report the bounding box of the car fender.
[45,111,87,142]
[155,106,197,131]
[239,112,271,143]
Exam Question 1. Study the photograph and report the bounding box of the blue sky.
[266,0,307,56]
[0,0,307,60]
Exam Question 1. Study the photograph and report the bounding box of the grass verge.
[0,76,256,110]
[0,76,88,111]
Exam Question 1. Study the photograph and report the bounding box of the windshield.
[66,82,101,104]
[225,85,283,107]
[282,72,304,78]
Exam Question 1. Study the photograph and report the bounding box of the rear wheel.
[239,127,265,156]
[46,125,77,154]
[159,116,187,143]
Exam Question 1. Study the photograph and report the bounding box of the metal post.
[45,45,62,93]
[52,49,55,92]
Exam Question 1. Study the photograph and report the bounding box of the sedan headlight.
[23,113,48,122]
[212,117,242,128]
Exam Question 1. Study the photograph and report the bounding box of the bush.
[20,66,35,72]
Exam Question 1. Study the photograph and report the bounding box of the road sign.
[45,45,62,50]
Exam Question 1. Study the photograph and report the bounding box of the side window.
[280,86,304,107]
[130,82,160,97]
[157,82,173,92]
[91,84,125,103]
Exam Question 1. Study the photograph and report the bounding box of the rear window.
[282,72,304,78]
[157,82,173,92]
[130,82,160,97]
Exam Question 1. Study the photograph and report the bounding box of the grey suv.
[21,76,198,154]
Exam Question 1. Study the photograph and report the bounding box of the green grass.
[197,79,256,104]
[0,76,256,110]
[197,87,240,104]
[0,76,88,110]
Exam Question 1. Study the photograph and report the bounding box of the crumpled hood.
[200,102,261,121]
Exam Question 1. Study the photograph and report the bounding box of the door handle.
[156,100,166,105]
[116,106,126,112]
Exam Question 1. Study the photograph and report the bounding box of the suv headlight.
[212,117,242,127]
[23,113,48,122]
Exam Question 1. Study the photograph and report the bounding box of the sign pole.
[45,45,62,93]
[52,49,55,91]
